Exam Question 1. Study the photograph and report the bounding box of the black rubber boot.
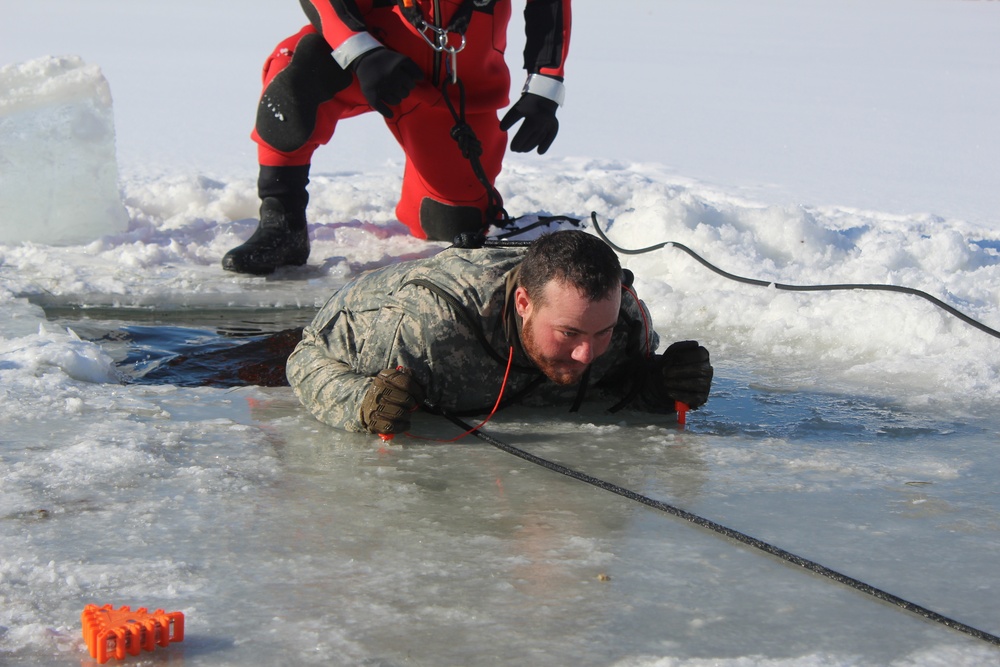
[222,165,311,275]
[222,197,309,275]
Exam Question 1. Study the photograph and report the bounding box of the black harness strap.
[439,78,510,224]
[569,367,590,412]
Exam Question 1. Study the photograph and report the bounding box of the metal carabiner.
[414,21,467,84]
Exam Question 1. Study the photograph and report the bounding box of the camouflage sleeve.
[286,323,374,432]
[288,290,509,429]
[286,247,525,430]
[286,279,477,431]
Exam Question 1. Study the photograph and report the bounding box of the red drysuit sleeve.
[299,0,373,51]
[523,0,571,79]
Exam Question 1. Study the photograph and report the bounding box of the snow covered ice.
[2,1,1000,666]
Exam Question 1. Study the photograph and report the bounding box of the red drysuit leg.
[250,25,507,239]
[387,92,506,239]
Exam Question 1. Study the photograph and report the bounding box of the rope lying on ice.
[588,212,1000,340]
[432,408,1000,647]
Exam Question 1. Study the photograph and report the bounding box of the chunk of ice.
[0,56,127,245]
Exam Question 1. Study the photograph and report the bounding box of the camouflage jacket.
[287,244,661,432]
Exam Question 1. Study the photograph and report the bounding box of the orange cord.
[385,283,684,441]
[400,346,515,443]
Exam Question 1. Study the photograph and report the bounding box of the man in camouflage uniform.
[287,230,714,434]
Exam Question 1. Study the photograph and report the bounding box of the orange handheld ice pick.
[675,401,689,426]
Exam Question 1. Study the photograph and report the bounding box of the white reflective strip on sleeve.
[332,32,383,69]
[522,74,566,106]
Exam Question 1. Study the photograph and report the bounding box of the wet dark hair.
[519,230,623,305]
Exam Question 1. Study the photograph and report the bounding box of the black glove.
[646,341,714,410]
[352,47,423,118]
[360,368,426,435]
[499,92,559,154]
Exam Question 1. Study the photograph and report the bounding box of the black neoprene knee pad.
[255,33,352,153]
[419,198,487,242]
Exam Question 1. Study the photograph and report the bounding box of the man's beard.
[520,315,588,386]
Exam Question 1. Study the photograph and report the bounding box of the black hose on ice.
[589,212,1000,340]
[434,409,1000,647]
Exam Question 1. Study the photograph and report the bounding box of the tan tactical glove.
[360,368,425,435]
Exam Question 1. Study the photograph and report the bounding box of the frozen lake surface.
[2,298,996,666]
[3,0,1000,664]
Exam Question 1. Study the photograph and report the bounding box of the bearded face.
[515,279,621,386]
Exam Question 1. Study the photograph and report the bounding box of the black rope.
[492,215,582,240]
[589,212,1000,340]
[434,409,1000,647]
[440,76,511,226]
[397,0,509,226]
[450,215,582,249]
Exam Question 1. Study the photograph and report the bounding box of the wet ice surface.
[5,199,1000,666]
[4,315,998,666]
[3,2,1000,661]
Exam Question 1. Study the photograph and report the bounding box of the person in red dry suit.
[222,0,572,275]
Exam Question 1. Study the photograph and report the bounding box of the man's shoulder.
[405,244,525,291]
[429,244,527,269]
[324,244,525,319]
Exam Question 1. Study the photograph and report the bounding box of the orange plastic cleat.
[81,604,184,664]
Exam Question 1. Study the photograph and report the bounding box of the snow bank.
[0,56,127,245]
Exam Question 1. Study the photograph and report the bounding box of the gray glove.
[360,368,425,435]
